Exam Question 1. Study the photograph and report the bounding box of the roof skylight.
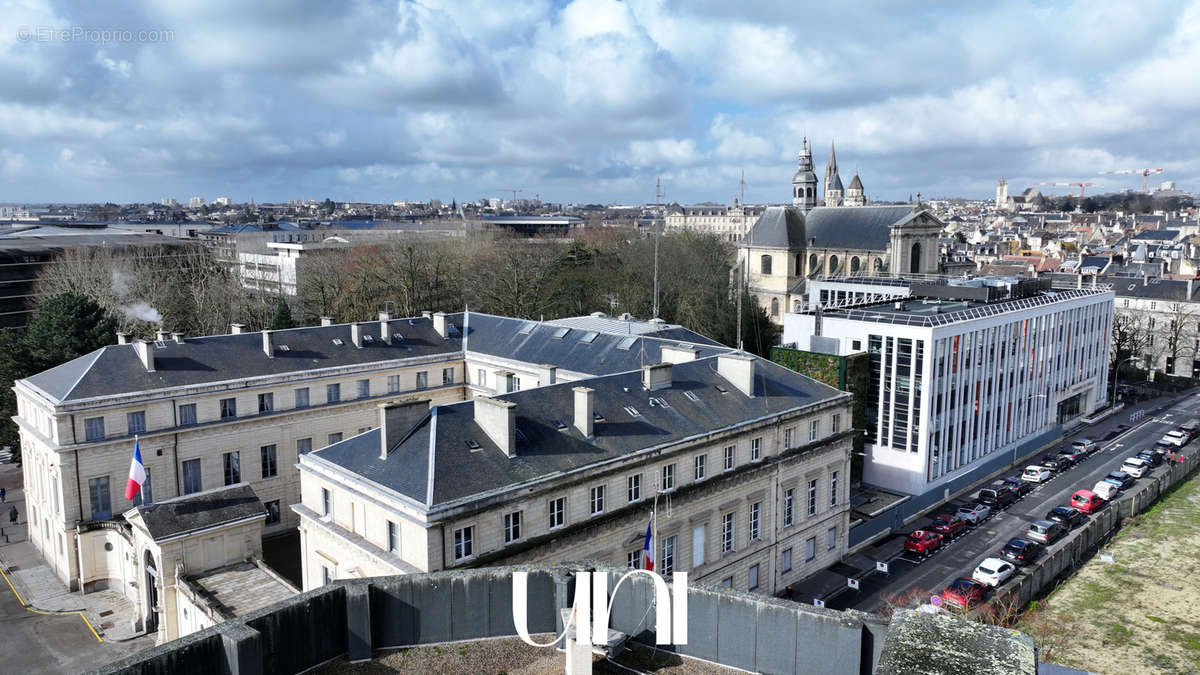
[616,336,637,350]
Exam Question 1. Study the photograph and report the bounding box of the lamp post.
[1110,356,1138,410]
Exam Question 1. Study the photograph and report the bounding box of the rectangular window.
[784,488,794,526]
[749,502,761,540]
[504,511,522,544]
[506,373,517,392]
[442,367,454,385]
[182,458,202,494]
[805,536,816,561]
[134,468,153,506]
[751,437,762,461]
[723,445,735,471]
[321,488,331,516]
[827,526,837,551]
[722,577,733,588]
[832,413,841,434]
[661,463,675,491]
[830,471,839,508]
[692,525,706,567]
[219,398,237,420]
[265,500,281,525]
[476,369,486,387]
[258,392,274,413]
[808,479,818,517]
[627,550,641,569]
[328,432,342,445]
[387,375,400,393]
[387,521,398,553]
[294,387,310,408]
[454,526,474,560]
[627,474,641,502]
[590,485,605,515]
[326,383,340,403]
[748,563,759,591]
[223,451,241,485]
[84,416,105,441]
[178,403,197,426]
[357,379,370,398]
[88,476,111,520]
[722,512,735,553]
[781,547,792,572]
[416,371,428,389]
[549,497,565,529]
[809,419,818,441]
[260,444,278,479]
[784,427,793,450]
[297,437,312,455]
[126,411,146,434]
[661,535,676,574]
[321,566,333,586]
[693,454,706,481]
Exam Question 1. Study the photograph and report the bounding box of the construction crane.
[1098,168,1163,192]
[1036,181,1095,199]
[498,188,523,201]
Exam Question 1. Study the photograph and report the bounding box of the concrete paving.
[0,463,156,673]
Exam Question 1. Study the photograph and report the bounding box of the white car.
[1161,430,1188,447]
[1120,457,1149,478]
[1022,465,1052,483]
[1071,439,1097,455]
[972,557,1016,587]
[956,503,992,525]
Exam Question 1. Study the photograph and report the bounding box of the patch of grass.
[1165,630,1200,654]
[1106,622,1133,645]
[1077,581,1119,610]
[1146,615,1166,623]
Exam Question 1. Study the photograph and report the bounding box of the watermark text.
[16,26,174,44]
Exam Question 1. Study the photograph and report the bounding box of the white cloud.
[629,138,700,167]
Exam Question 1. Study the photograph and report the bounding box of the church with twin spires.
[791,138,867,211]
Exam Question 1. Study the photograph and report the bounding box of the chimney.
[171,332,183,344]
[350,323,363,348]
[133,340,155,372]
[717,353,756,397]
[116,332,128,345]
[231,323,244,334]
[1142,271,1148,286]
[538,364,557,386]
[421,310,432,319]
[156,329,169,342]
[377,400,431,460]
[475,397,517,458]
[433,312,448,338]
[1190,278,1195,299]
[262,330,273,358]
[573,387,594,437]
[320,316,333,327]
[642,363,672,391]
[379,312,393,343]
[661,344,698,364]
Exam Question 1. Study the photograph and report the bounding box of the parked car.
[1091,481,1120,501]
[940,578,987,609]
[1103,471,1136,489]
[1045,505,1084,529]
[1153,440,1174,455]
[1056,448,1082,466]
[1003,475,1034,497]
[1070,489,1105,514]
[1181,419,1200,440]
[1137,449,1163,467]
[1022,465,1053,483]
[1161,429,1189,447]
[904,530,944,555]
[1121,457,1150,478]
[1039,455,1066,472]
[931,514,967,538]
[1071,439,1098,455]
[972,558,1017,587]
[1000,538,1043,566]
[956,503,992,525]
[1026,519,1066,544]
[979,485,1017,509]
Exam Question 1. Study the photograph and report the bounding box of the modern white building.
[784,276,1114,495]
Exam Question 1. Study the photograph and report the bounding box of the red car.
[940,578,987,609]
[904,530,944,555]
[930,514,967,538]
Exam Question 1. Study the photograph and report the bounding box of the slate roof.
[848,174,863,190]
[741,206,806,249]
[312,356,844,508]
[23,316,463,402]
[804,206,928,251]
[1080,255,1111,272]
[133,484,264,541]
[1111,278,1197,301]
[1132,229,1179,242]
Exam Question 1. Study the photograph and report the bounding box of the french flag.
[641,520,654,571]
[124,437,146,501]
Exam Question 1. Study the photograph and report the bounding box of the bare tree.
[1111,310,1151,370]
[1154,301,1200,376]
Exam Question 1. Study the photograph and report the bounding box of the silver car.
[1025,519,1064,544]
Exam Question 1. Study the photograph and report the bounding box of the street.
[828,392,1199,613]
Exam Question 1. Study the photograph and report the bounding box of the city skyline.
[2,0,1197,204]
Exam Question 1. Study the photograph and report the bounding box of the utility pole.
[652,177,663,319]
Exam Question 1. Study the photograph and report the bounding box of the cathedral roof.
[793,169,818,183]
[740,206,806,250]
[805,205,925,250]
[828,174,844,192]
[849,174,863,190]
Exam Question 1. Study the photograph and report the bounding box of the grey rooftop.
[130,483,265,542]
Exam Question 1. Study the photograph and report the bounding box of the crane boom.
[1098,168,1163,191]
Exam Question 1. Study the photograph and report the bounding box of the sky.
[2,0,1198,205]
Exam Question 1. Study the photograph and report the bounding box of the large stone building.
[663,201,767,242]
[295,349,853,597]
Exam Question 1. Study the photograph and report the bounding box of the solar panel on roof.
[616,336,637,350]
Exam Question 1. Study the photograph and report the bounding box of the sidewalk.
[0,463,151,646]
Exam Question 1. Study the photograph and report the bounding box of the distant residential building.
[213,197,232,206]
[663,202,766,242]
[188,197,205,207]
[160,198,178,207]
[1113,276,1200,378]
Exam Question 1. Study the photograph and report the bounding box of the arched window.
[910,242,922,274]
[770,297,780,317]
[850,256,861,273]
[873,257,883,272]
[795,253,803,276]
[761,254,772,275]
[809,254,819,275]
[829,255,839,274]
[793,300,803,312]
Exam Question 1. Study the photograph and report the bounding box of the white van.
[1091,481,1120,501]
[1121,457,1149,478]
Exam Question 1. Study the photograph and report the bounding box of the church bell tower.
[791,138,818,212]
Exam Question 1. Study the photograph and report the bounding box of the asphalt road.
[827,392,1200,613]
[0,560,107,674]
